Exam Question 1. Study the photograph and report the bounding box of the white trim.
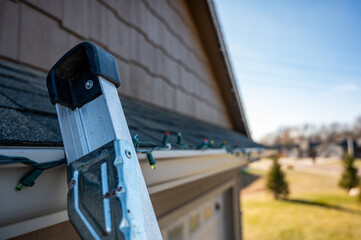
[140,151,246,191]
[0,210,68,239]
[137,149,228,161]
[147,159,245,194]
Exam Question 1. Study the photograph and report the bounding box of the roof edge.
[206,0,252,139]
[185,0,252,139]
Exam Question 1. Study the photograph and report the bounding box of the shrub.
[358,179,361,202]
[338,153,359,191]
[266,156,289,199]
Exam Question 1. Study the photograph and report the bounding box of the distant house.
[339,139,361,158]
[0,0,261,239]
[314,142,344,159]
[279,141,320,159]
[283,145,300,158]
[315,139,360,159]
[297,140,320,158]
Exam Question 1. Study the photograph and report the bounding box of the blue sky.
[214,0,361,140]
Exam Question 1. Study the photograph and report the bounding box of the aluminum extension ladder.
[46,42,162,239]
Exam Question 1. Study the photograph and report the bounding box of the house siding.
[0,0,233,129]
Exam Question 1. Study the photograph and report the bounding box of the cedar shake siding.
[0,0,233,129]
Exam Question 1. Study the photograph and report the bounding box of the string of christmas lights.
[133,131,249,170]
[0,132,249,191]
[0,155,66,191]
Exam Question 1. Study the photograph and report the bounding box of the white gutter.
[137,148,228,161]
[0,147,224,166]
[0,147,262,167]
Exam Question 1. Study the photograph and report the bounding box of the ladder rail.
[56,77,130,163]
[47,42,162,239]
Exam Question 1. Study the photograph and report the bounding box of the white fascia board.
[141,152,247,194]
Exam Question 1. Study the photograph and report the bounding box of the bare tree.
[259,115,361,146]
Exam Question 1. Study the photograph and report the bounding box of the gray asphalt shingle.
[0,59,261,149]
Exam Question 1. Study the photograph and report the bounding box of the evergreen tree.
[266,156,289,199]
[358,178,361,202]
[338,153,359,191]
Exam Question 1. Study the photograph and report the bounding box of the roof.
[0,59,261,149]
[186,0,251,137]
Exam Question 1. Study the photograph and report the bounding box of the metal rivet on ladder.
[85,80,93,89]
[125,149,132,158]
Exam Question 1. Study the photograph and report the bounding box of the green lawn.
[323,158,361,168]
[242,169,361,240]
